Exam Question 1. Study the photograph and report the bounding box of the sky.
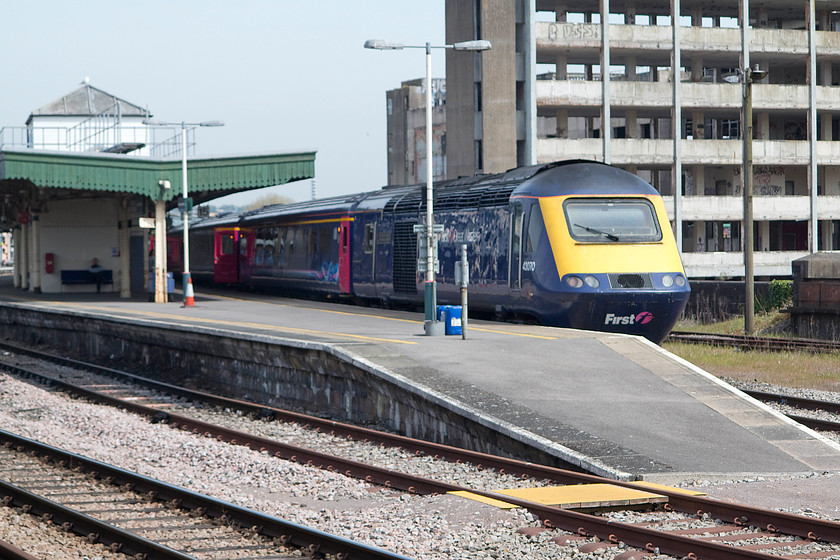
[0,1,446,206]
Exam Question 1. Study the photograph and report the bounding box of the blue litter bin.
[436,305,463,336]
[147,272,175,296]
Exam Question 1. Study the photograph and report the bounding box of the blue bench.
[61,269,113,286]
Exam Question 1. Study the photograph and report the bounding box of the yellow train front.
[474,160,690,343]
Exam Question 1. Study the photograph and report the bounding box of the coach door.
[509,202,523,291]
[338,218,352,293]
[214,228,239,283]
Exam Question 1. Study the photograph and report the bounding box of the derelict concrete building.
[440,0,840,279]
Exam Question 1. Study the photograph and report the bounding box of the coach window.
[318,227,331,255]
[363,223,375,253]
[220,233,235,255]
[286,229,295,257]
[308,230,317,254]
[276,229,286,257]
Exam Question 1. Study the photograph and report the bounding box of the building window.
[474,82,482,112]
[475,140,483,172]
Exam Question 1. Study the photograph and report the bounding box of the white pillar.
[154,199,167,303]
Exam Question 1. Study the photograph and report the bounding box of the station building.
[0,83,315,297]
[385,1,840,279]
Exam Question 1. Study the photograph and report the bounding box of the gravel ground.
[1,359,840,559]
[0,370,587,560]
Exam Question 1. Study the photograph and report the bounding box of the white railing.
[0,125,196,157]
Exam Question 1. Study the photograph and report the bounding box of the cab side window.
[525,204,544,254]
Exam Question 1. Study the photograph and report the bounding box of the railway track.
[0,538,38,560]
[3,341,840,559]
[0,429,413,560]
[668,331,840,353]
[742,389,840,434]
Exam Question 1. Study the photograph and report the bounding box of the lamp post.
[364,38,491,335]
[742,64,767,336]
[143,119,224,305]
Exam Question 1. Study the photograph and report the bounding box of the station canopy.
[0,148,315,222]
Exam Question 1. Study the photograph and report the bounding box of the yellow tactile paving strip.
[451,483,672,510]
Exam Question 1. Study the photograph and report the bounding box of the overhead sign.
[138,217,156,229]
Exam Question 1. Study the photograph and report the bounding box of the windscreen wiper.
[574,223,620,241]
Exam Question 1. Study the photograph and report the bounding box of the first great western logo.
[604,311,654,325]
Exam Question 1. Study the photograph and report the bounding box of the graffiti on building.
[415,124,447,182]
[732,165,784,195]
[548,23,599,41]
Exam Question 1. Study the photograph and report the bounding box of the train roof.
[169,212,240,234]
[170,161,661,235]
[516,160,660,198]
[238,192,367,224]
[366,160,658,215]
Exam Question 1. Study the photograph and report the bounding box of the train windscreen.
[564,198,662,243]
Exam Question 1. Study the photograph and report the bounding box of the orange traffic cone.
[183,275,195,307]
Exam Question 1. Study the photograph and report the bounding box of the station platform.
[3,279,840,482]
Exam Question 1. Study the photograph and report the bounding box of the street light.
[365,38,491,335]
[143,118,224,306]
[741,64,767,336]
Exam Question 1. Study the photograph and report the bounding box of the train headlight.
[584,275,600,288]
[565,275,584,288]
[675,274,686,287]
[661,274,674,288]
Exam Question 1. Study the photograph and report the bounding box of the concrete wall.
[683,280,771,323]
[445,0,477,177]
[480,0,518,174]
[0,304,591,472]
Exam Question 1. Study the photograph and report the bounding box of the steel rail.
[0,426,790,560]
[0,477,198,560]
[741,389,840,433]
[668,331,840,353]
[0,538,40,560]
[742,389,840,416]
[6,342,840,558]
[0,339,593,478]
[0,429,415,560]
[5,340,840,548]
[787,413,840,432]
[0,360,460,496]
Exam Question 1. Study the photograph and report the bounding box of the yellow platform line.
[206,293,425,325]
[35,302,418,345]
[201,292,561,337]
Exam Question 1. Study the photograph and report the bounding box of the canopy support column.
[153,199,167,303]
[119,199,131,298]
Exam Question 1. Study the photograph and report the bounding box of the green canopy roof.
[0,149,316,203]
